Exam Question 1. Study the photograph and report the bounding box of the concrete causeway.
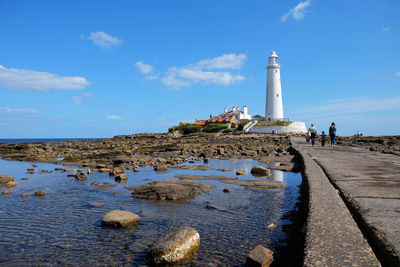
[291,137,400,266]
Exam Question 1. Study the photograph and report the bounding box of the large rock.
[115,173,128,181]
[0,174,14,184]
[147,227,200,265]
[154,165,168,172]
[245,245,274,267]
[4,181,18,188]
[102,210,140,228]
[109,166,125,176]
[127,179,215,201]
[251,166,271,177]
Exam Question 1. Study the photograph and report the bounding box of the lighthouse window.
[276,94,279,97]
[275,70,278,73]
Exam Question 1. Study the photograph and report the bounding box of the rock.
[21,193,32,197]
[146,227,200,265]
[218,148,225,155]
[154,165,168,172]
[128,179,215,201]
[0,174,14,184]
[115,173,128,181]
[34,190,45,196]
[94,184,117,191]
[258,157,271,164]
[133,167,139,172]
[245,245,274,267]
[26,168,35,172]
[75,172,87,180]
[2,189,13,194]
[102,210,140,228]
[67,174,77,178]
[109,166,125,176]
[87,169,92,175]
[63,168,70,172]
[4,181,18,188]
[98,168,110,173]
[236,170,246,175]
[203,158,209,164]
[91,200,108,207]
[217,168,230,172]
[21,178,29,180]
[251,166,271,177]
[223,188,230,193]
[169,165,213,171]
[267,223,276,229]
[140,209,145,214]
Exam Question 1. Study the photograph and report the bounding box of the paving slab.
[292,137,400,266]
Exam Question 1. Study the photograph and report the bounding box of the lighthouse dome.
[269,51,278,58]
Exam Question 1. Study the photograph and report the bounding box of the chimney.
[232,106,236,112]
[243,105,248,116]
[224,107,227,113]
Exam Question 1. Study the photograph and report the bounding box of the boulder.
[251,166,271,177]
[21,193,32,197]
[115,173,128,181]
[128,179,215,201]
[109,166,125,176]
[5,181,18,188]
[245,245,274,267]
[34,190,45,196]
[223,188,230,193]
[26,168,35,172]
[75,172,87,180]
[0,174,14,184]
[154,165,168,172]
[236,170,246,175]
[146,227,200,265]
[133,167,139,172]
[2,189,13,194]
[102,210,140,228]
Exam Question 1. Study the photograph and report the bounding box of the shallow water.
[0,157,301,266]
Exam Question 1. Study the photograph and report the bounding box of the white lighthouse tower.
[265,51,284,121]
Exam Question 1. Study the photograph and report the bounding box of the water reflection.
[0,157,301,266]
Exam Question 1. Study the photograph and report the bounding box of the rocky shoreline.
[0,132,292,168]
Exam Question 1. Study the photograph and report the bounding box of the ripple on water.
[0,157,301,266]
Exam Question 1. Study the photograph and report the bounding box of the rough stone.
[236,170,246,175]
[102,210,140,228]
[34,190,45,196]
[75,172,87,180]
[109,166,125,176]
[245,245,274,267]
[4,181,18,188]
[1,189,13,194]
[0,174,14,184]
[251,166,271,177]
[146,226,200,265]
[21,193,32,197]
[154,165,168,172]
[128,179,215,201]
[115,173,128,181]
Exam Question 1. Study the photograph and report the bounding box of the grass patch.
[253,121,292,127]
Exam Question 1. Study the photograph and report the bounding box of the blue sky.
[0,0,399,138]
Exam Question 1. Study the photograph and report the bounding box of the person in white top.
[308,123,318,147]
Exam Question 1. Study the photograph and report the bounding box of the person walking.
[308,123,318,147]
[321,131,327,147]
[329,122,336,147]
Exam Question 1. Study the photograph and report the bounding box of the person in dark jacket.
[321,131,327,147]
[329,122,336,147]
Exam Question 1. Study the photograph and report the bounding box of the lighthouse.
[265,51,284,121]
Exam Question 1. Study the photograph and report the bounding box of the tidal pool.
[0,157,301,266]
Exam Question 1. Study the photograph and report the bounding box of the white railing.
[243,120,257,132]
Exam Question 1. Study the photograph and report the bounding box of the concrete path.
[291,137,400,266]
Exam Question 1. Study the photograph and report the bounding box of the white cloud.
[192,53,247,70]
[382,27,390,32]
[159,54,247,90]
[145,73,159,80]
[281,0,312,22]
[73,92,93,105]
[86,31,122,48]
[106,115,122,120]
[0,64,90,91]
[395,71,400,77]
[0,107,40,114]
[134,61,154,74]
